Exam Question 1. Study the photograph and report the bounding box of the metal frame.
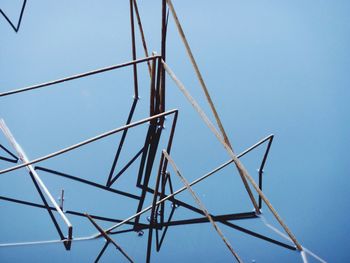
[0,0,319,262]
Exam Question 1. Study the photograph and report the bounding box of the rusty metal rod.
[35,166,141,200]
[133,0,152,75]
[0,55,160,97]
[146,151,165,263]
[129,0,139,99]
[165,0,233,151]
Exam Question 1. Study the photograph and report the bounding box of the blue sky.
[1,1,349,262]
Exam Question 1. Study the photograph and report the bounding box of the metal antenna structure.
[0,1,326,262]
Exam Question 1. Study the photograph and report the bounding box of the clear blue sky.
[1,0,349,262]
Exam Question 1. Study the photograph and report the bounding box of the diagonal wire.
[165,0,233,151]
[85,213,134,263]
[133,0,152,76]
[260,215,327,263]
[162,150,242,263]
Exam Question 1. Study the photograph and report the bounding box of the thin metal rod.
[135,126,153,189]
[59,189,64,210]
[0,109,177,175]
[162,61,303,250]
[0,55,160,97]
[150,57,157,116]
[129,0,139,99]
[154,57,162,115]
[0,195,148,227]
[161,213,256,227]
[162,60,260,213]
[85,214,134,263]
[163,150,242,262]
[133,0,152,75]
[0,156,18,163]
[146,152,165,263]
[258,135,274,208]
[159,0,167,114]
[95,241,109,263]
[165,0,233,151]
[237,134,274,159]
[222,219,296,251]
[110,228,144,235]
[35,166,141,200]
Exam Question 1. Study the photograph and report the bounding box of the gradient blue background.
[1,0,349,262]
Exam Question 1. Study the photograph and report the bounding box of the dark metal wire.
[0,144,19,163]
[0,0,27,33]
[0,55,160,97]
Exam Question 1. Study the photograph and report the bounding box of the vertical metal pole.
[146,153,165,263]
[130,0,139,99]
[160,0,167,113]
[150,57,157,116]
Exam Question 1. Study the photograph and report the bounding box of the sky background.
[0,0,349,262]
